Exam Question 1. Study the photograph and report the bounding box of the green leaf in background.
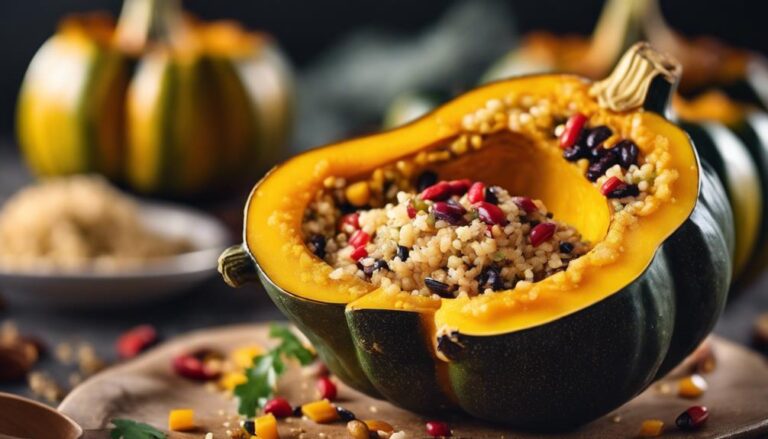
[234,324,316,417]
[110,419,166,439]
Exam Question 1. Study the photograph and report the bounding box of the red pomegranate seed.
[407,201,417,219]
[467,182,485,203]
[340,213,360,230]
[447,179,472,196]
[475,202,507,226]
[432,201,467,225]
[560,113,587,149]
[426,420,451,437]
[349,230,370,248]
[172,350,221,381]
[316,376,338,400]
[530,223,556,247]
[676,406,709,430]
[420,181,452,201]
[600,176,624,196]
[116,324,158,360]
[264,397,293,418]
[350,246,368,261]
[513,197,537,214]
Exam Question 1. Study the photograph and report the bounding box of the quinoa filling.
[305,178,589,298]
[302,91,670,299]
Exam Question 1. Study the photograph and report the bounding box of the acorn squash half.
[220,44,732,427]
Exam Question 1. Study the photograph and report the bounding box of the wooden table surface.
[59,324,768,438]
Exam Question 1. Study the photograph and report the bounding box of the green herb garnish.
[234,324,315,417]
[110,419,165,439]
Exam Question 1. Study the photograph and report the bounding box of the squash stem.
[114,0,185,54]
[218,245,260,288]
[590,42,681,115]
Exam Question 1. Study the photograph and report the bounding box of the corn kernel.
[346,182,371,207]
[168,408,195,431]
[638,419,664,437]
[678,374,708,398]
[301,399,339,423]
[219,371,247,391]
[254,413,279,439]
[230,345,264,369]
[364,419,394,433]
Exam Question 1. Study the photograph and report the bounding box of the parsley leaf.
[234,323,315,417]
[110,419,165,439]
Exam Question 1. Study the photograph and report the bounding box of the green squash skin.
[679,120,761,275]
[730,112,768,281]
[246,160,731,426]
[255,268,381,398]
[654,162,733,377]
[345,309,457,414]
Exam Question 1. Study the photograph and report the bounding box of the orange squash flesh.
[246,75,698,336]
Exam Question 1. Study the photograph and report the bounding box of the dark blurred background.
[0,0,766,141]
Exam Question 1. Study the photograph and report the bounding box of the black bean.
[607,183,640,199]
[336,406,356,422]
[585,125,612,148]
[485,187,500,205]
[616,139,639,168]
[559,242,574,253]
[292,406,303,417]
[339,202,357,214]
[396,245,410,261]
[307,234,326,259]
[546,212,554,219]
[241,420,256,435]
[588,143,619,162]
[416,171,439,192]
[527,219,540,228]
[358,259,389,277]
[478,265,503,291]
[425,277,457,298]
[563,144,589,162]
[586,154,618,181]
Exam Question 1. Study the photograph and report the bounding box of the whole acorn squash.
[17,0,293,197]
[220,44,732,427]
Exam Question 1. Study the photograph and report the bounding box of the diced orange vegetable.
[364,419,394,433]
[301,399,339,423]
[231,345,264,369]
[639,419,664,437]
[254,413,279,439]
[219,371,247,391]
[168,408,195,431]
[678,374,708,398]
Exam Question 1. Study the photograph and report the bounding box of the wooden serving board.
[59,324,768,438]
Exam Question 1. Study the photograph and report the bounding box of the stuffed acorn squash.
[220,44,732,427]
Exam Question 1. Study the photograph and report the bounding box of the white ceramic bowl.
[0,201,230,308]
